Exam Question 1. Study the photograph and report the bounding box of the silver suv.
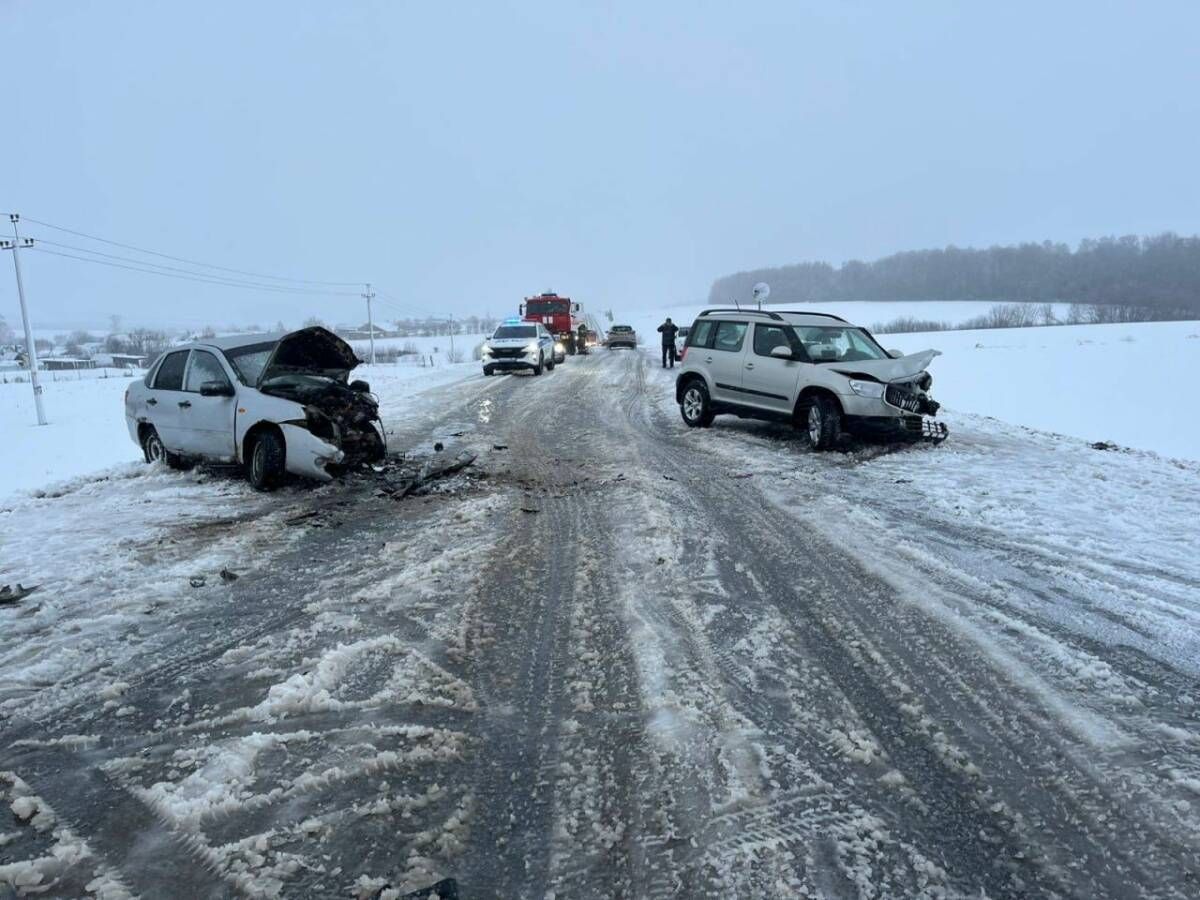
[481,321,557,376]
[674,309,947,450]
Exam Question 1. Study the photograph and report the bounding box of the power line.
[21,215,362,286]
[28,246,362,297]
[28,237,361,295]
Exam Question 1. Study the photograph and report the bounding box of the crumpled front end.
[262,376,386,468]
[836,352,948,444]
[280,423,345,481]
[881,372,947,443]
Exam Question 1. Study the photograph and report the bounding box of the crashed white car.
[675,309,948,449]
[126,327,385,489]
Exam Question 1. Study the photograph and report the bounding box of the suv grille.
[885,383,922,413]
[489,347,526,359]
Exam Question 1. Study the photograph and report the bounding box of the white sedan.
[125,327,385,489]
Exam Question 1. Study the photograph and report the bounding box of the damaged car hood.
[257,326,361,386]
[832,349,941,382]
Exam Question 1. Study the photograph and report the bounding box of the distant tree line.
[710,233,1200,317]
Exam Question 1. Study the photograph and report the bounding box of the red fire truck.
[519,292,585,355]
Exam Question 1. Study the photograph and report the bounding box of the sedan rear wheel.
[142,428,166,464]
[142,427,192,470]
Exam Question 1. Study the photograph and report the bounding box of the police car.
[481,319,558,376]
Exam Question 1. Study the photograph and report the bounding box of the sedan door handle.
[178,400,192,409]
[146,398,157,406]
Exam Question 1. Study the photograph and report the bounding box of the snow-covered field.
[885,320,1200,460]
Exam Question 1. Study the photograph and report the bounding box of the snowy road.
[2,350,1199,898]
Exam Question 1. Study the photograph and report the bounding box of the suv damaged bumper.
[843,414,949,443]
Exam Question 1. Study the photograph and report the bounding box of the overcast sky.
[4,1,1199,330]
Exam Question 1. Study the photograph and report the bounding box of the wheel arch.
[675,371,709,404]
[794,386,843,421]
[241,420,286,464]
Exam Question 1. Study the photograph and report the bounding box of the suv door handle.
[705,356,713,363]
[745,363,755,370]
[178,400,192,409]
[146,398,157,406]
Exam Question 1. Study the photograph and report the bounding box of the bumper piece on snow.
[917,418,949,443]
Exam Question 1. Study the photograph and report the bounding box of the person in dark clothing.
[657,318,680,368]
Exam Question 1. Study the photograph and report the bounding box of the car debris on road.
[0,583,39,605]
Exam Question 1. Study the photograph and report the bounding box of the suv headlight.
[554,342,565,353]
[525,342,540,355]
[848,379,885,399]
[481,344,493,359]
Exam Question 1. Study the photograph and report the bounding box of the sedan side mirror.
[770,345,795,360]
[199,380,235,397]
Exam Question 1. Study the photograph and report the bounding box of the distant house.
[92,352,145,369]
[41,357,96,371]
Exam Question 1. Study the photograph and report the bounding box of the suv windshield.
[611,325,633,332]
[224,341,278,384]
[493,325,537,340]
[794,326,887,363]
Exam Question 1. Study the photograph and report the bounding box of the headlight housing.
[304,406,338,441]
[554,342,565,353]
[848,379,885,399]
[524,342,540,356]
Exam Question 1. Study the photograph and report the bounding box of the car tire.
[803,395,842,451]
[547,358,556,371]
[483,367,494,377]
[246,429,285,491]
[680,380,715,428]
[142,427,193,470]
[533,354,544,376]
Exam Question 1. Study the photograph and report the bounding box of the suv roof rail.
[774,310,850,323]
[697,308,784,320]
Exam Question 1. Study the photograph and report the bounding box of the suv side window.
[687,320,715,348]
[184,350,231,392]
[712,321,748,353]
[153,350,190,390]
[753,324,801,358]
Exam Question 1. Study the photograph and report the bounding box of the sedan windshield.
[794,326,887,362]
[224,341,278,384]
[493,325,537,340]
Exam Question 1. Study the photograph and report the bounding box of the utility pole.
[448,314,454,359]
[362,282,376,365]
[2,214,47,425]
